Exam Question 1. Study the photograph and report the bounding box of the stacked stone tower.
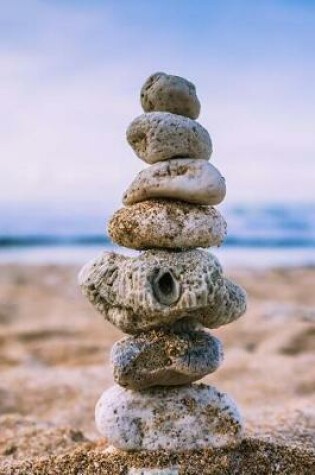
[79,72,247,453]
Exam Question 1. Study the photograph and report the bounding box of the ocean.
[0,203,314,268]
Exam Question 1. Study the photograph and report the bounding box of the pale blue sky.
[0,0,314,212]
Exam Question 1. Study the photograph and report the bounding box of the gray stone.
[95,384,243,451]
[123,159,226,206]
[78,249,247,334]
[126,112,212,164]
[111,322,223,389]
[108,199,226,250]
[140,72,200,119]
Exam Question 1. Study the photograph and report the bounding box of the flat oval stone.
[123,159,226,206]
[95,383,243,451]
[126,112,212,164]
[78,249,247,334]
[108,200,226,250]
[140,72,201,119]
[111,323,223,390]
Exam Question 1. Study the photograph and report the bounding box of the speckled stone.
[78,249,247,334]
[126,113,212,164]
[111,322,223,390]
[140,72,201,120]
[123,159,226,206]
[108,200,226,250]
[95,383,243,451]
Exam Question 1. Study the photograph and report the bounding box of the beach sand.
[0,264,314,473]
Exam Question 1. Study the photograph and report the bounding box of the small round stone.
[111,323,224,390]
[126,112,212,164]
[140,72,201,119]
[95,383,243,451]
[108,199,226,250]
[78,249,247,334]
[123,158,226,206]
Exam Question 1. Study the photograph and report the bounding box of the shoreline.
[0,245,314,268]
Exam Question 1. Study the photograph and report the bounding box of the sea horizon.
[0,202,314,268]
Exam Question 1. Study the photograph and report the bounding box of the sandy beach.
[0,263,314,472]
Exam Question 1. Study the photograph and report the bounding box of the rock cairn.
[79,72,247,452]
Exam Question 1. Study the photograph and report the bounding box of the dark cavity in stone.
[152,268,181,306]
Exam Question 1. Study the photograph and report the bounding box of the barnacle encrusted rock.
[78,249,247,334]
[108,200,226,250]
[126,112,212,164]
[123,158,226,206]
[95,383,243,451]
[111,322,223,390]
[140,72,201,119]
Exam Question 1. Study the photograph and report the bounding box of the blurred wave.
[0,234,314,249]
[0,203,314,266]
[1,203,314,248]
[0,235,110,248]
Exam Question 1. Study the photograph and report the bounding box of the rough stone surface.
[108,200,226,250]
[140,72,201,120]
[78,249,247,334]
[123,159,226,206]
[95,384,243,451]
[126,112,212,164]
[111,322,223,389]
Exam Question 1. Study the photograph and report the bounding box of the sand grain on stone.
[108,200,226,249]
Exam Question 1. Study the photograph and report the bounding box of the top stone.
[140,72,201,120]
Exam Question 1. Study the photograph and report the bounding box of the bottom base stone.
[95,383,243,452]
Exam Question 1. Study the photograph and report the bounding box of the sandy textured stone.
[140,72,201,119]
[111,322,223,389]
[127,113,212,164]
[78,249,247,334]
[95,384,243,451]
[123,159,226,206]
[108,200,226,250]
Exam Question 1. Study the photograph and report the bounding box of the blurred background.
[0,0,314,461]
[0,0,314,267]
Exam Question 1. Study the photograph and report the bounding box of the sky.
[0,0,314,215]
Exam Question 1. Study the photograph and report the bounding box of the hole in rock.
[158,272,174,296]
[152,269,181,306]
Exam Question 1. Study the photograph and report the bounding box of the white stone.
[123,159,226,206]
[126,112,212,164]
[95,384,243,451]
